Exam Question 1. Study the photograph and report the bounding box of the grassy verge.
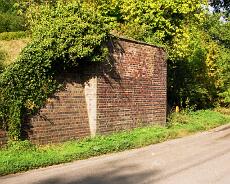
[0,109,229,176]
[0,38,29,66]
[0,32,28,41]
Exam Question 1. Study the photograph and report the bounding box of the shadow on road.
[36,162,159,184]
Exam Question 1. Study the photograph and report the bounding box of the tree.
[204,14,230,106]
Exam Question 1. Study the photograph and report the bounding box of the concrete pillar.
[84,77,97,137]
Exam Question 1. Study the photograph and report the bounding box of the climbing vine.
[0,0,113,140]
[1,0,227,140]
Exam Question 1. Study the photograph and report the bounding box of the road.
[1,124,230,184]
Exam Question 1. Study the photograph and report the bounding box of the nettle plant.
[0,0,113,140]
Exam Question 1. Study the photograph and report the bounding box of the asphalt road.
[1,124,230,184]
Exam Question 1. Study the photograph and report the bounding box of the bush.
[0,50,6,72]
[167,112,190,127]
[0,12,25,33]
[0,0,26,33]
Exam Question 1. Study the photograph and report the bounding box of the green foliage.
[0,0,16,13]
[0,0,26,33]
[120,0,205,44]
[7,140,35,151]
[89,0,206,45]
[0,13,25,33]
[27,1,112,63]
[0,109,229,176]
[0,50,5,72]
[0,0,229,140]
[168,25,216,109]
[0,31,27,40]
[167,111,190,127]
[219,89,230,105]
[203,14,230,106]
[167,13,230,109]
[0,0,112,140]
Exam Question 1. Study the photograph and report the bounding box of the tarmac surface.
[1,124,230,184]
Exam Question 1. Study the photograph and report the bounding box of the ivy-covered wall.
[0,38,167,146]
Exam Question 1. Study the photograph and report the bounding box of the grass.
[0,38,29,66]
[0,32,27,41]
[0,31,29,67]
[214,107,230,115]
[0,109,229,176]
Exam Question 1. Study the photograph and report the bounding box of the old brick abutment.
[0,37,167,146]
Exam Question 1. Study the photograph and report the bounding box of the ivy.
[0,0,113,140]
[1,0,228,140]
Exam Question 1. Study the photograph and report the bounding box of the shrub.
[167,112,190,127]
[0,12,26,33]
[0,50,6,72]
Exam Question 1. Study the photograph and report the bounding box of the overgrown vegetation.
[0,0,26,32]
[168,14,230,109]
[0,0,229,141]
[0,31,27,40]
[0,109,229,176]
[0,49,5,72]
[0,1,112,140]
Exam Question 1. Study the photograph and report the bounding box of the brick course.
[97,39,167,134]
[0,37,167,146]
[23,76,91,145]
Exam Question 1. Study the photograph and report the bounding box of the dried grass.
[0,39,29,66]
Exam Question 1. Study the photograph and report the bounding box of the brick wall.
[0,37,167,146]
[97,38,167,134]
[22,75,91,145]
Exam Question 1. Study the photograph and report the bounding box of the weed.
[0,109,229,176]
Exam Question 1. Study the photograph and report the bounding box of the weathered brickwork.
[0,38,167,146]
[23,75,91,145]
[97,39,167,134]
